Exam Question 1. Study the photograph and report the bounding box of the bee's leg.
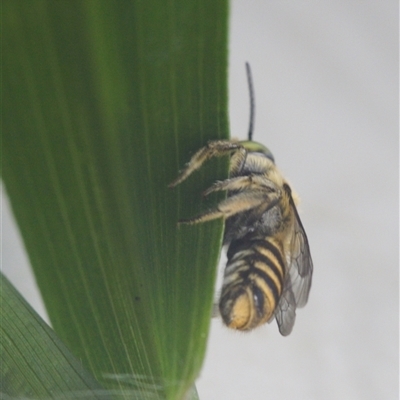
[169,140,246,188]
[179,191,268,224]
[230,148,248,175]
[202,175,280,197]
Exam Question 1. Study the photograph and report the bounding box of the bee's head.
[240,140,275,163]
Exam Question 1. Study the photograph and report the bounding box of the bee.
[169,63,313,336]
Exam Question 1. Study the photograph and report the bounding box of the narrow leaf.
[0,273,106,399]
[3,1,229,399]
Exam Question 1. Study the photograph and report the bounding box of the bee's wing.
[274,285,296,336]
[275,192,313,336]
[286,198,313,307]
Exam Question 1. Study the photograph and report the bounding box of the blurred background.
[2,1,398,399]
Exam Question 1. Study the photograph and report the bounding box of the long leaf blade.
[0,273,106,399]
[3,1,229,399]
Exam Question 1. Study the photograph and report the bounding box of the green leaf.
[0,273,106,399]
[3,1,229,399]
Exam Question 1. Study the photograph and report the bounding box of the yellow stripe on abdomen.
[219,236,286,330]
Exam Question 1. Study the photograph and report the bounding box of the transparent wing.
[286,199,313,307]
[274,285,296,336]
[275,189,313,336]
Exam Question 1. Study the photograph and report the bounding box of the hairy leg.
[202,175,281,197]
[179,190,276,225]
[169,140,246,187]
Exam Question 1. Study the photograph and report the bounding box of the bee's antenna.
[245,62,255,141]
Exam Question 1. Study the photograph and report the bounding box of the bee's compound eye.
[239,141,275,162]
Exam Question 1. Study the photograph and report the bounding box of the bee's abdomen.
[219,237,286,330]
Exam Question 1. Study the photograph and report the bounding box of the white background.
[2,1,398,399]
[198,1,398,399]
